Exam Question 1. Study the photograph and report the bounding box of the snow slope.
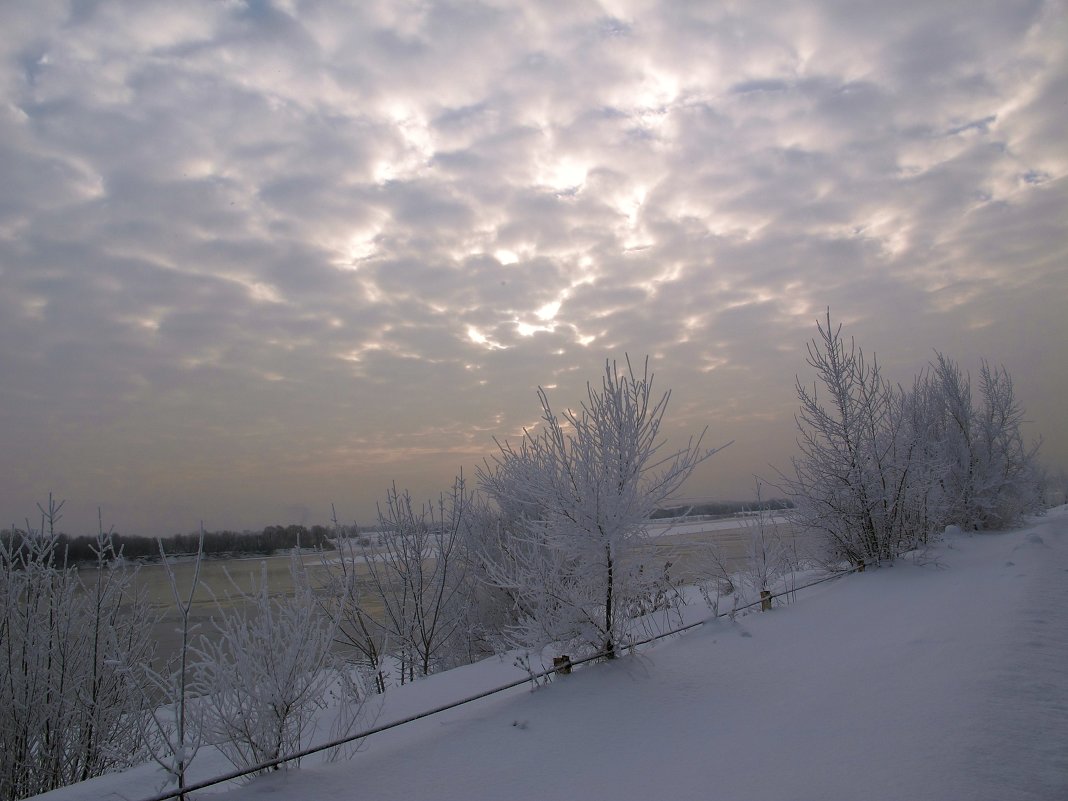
[39,509,1068,801]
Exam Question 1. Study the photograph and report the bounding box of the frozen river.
[112,515,811,664]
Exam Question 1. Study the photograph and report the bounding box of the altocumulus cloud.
[0,0,1065,534]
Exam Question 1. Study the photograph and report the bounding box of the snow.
[36,509,1068,801]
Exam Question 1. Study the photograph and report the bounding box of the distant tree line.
[0,506,799,563]
[0,523,334,564]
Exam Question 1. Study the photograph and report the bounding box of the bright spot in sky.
[535,300,561,321]
[467,325,506,350]
[248,281,283,304]
[342,229,380,265]
[538,159,589,192]
[516,321,545,337]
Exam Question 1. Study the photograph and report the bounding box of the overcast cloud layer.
[2,0,1065,536]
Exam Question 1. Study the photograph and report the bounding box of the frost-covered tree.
[0,498,152,800]
[783,314,1043,567]
[896,369,949,542]
[468,502,580,656]
[478,357,721,659]
[73,516,156,782]
[445,498,521,663]
[783,313,921,566]
[924,353,1041,530]
[193,556,363,773]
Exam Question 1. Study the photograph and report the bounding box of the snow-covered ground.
[39,509,1068,801]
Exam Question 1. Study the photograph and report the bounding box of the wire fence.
[135,559,869,801]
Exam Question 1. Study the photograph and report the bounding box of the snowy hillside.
[40,509,1068,801]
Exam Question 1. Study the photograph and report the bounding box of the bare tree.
[320,507,389,694]
[478,357,723,659]
[129,527,207,801]
[359,476,470,683]
[739,481,794,603]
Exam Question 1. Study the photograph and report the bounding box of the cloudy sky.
[1,0,1065,536]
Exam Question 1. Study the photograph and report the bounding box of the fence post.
[760,590,772,611]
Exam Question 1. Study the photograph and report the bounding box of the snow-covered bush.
[478,357,721,659]
[193,556,363,774]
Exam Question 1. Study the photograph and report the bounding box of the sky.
[1,0,1065,537]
